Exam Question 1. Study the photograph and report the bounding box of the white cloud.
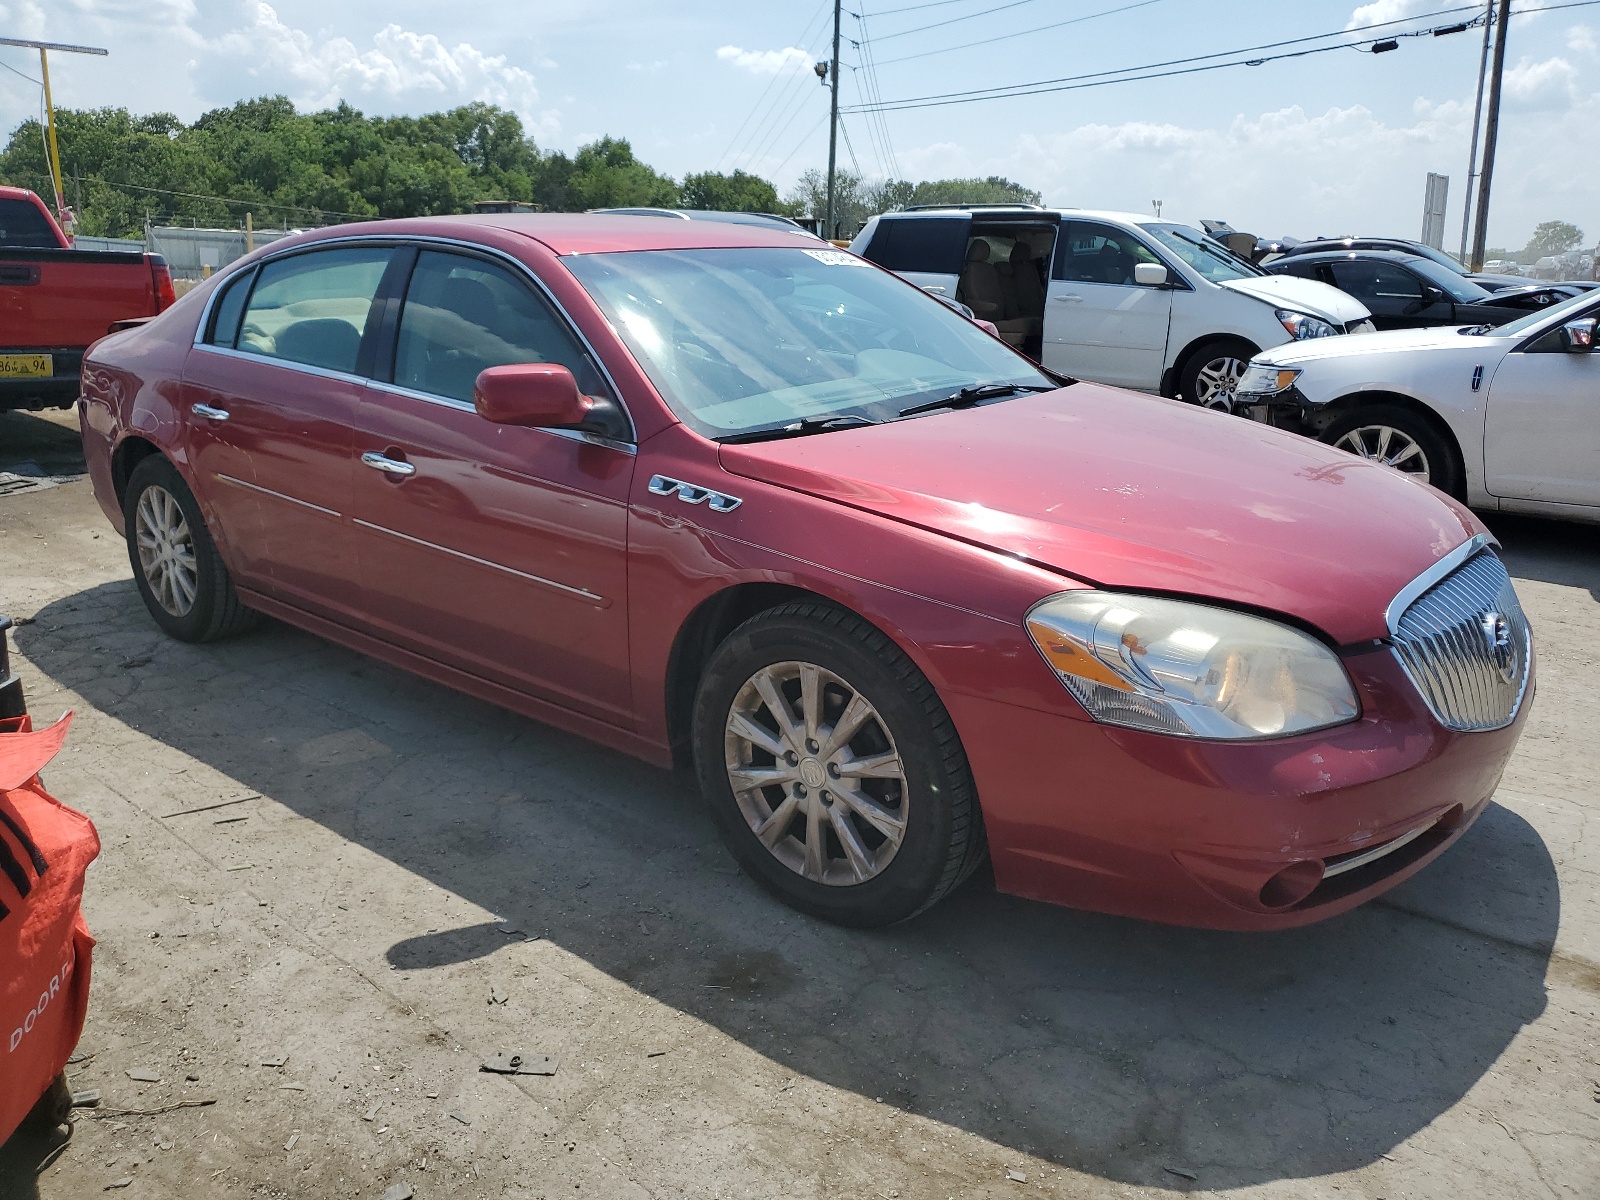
[716,45,813,76]
[1503,54,1579,108]
[1566,24,1597,54]
[1347,0,1430,31]
[208,3,542,117]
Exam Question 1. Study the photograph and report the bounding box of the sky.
[0,0,1595,251]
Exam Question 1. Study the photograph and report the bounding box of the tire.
[1179,338,1256,412]
[123,455,258,642]
[1320,404,1461,497]
[691,602,986,927]
[21,1073,72,1133]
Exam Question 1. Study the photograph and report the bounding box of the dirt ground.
[0,405,1596,1199]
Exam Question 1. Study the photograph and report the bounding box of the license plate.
[0,353,52,379]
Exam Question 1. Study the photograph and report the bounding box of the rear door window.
[1328,260,1424,310]
[236,247,393,374]
[864,217,970,275]
[391,250,614,404]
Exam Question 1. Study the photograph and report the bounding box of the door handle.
[192,403,230,421]
[1052,294,1084,303]
[361,451,415,477]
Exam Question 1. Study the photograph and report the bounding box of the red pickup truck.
[1,186,175,411]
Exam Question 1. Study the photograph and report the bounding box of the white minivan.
[850,205,1373,409]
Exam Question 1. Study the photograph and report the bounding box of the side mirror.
[474,363,595,428]
[1134,262,1168,287]
[1423,284,1448,305]
[1561,317,1596,353]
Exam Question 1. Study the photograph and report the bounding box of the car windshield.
[564,247,1052,438]
[1141,223,1261,282]
[1486,288,1600,337]
[1408,257,1491,303]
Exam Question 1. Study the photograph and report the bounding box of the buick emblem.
[1481,611,1518,682]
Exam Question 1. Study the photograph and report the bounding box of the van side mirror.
[474,363,627,440]
[1134,263,1168,287]
[1561,317,1596,353]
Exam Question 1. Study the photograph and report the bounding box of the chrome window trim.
[191,342,369,388]
[365,379,637,456]
[1383,532,1497,637]
[189,232,638,444]
[351,518,607,607]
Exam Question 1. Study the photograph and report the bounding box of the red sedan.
[77,215,1533,929]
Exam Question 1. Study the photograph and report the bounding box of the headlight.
[1276,308,1338,340]
[1236,363,1302,397]
[1025,591,1359,739]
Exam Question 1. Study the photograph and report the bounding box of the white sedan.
[1236,290,1600,522]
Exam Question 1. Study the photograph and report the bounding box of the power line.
[843,1,1510,113]
[869,0,1045,41]
[873,0,1167,68]
[717,0,831,170]
[0,57,43,85]
[18,171,371,219]
[858,0,998,16]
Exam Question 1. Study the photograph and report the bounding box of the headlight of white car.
[1025,591,1359,739]
[1235,364,1302,397]
[1276,308,1339,340]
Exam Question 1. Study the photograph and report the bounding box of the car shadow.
[1485,512,1600,602]
[12,580,1558,1191]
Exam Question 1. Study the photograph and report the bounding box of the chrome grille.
[1390,551,1531,732]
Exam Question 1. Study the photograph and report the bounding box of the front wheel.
[1320,405,1460,497]
[1180,339,1256,413]
[123,455,258,642]
[691,603,985,927]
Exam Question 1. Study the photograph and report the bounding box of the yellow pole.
[38,49,68,228]
[246,211,254,253]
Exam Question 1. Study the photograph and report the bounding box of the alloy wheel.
[1331,425,1432,481]
[1194,355,1246,412]
[723,660,909,886]
[134,484,199,616]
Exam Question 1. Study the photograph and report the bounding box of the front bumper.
[948,646,1530,930]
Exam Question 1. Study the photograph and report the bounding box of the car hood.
[1254,323,1512,365]
[718,387,1478,644]
[1218,274,1371,324]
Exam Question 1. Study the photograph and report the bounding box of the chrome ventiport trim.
[351,519,607,606]
[648,474,743,512]
[1384,532,1496,636]
[1321,819,1437,879]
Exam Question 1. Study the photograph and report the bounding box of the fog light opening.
[1259,860,1325,909]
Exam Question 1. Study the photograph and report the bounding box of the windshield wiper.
[897,381,1055,419]
[1458,324,1495,336]
[717,414,880,444]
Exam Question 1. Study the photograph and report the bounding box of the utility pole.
[824,0,842,242]
[1458,0,1494,263]
[0,38,109,234]
[1469,0,1512,272]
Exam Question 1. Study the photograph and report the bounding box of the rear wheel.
[692,603,985,927]
[1320,404,1460,496]
[1180,339,1256,412]
[123,456,258,642]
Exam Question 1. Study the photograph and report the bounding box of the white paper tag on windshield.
[803,249,871,267]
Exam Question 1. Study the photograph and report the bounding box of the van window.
[1054,222,1165,286]
[864,217,969,275]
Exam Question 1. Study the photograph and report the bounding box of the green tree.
[908,176,1042,207]
[680,169,782,213]
[1521,220,1583,261]
[564,137,679,210]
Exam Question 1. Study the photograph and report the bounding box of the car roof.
[1273,248,1431,266]
[280,213,823,256]
[877,207,1174,227]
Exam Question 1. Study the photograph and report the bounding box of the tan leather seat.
[958,240,1005,320]
[1009,244,1046,319]
[958,240,1032,346]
